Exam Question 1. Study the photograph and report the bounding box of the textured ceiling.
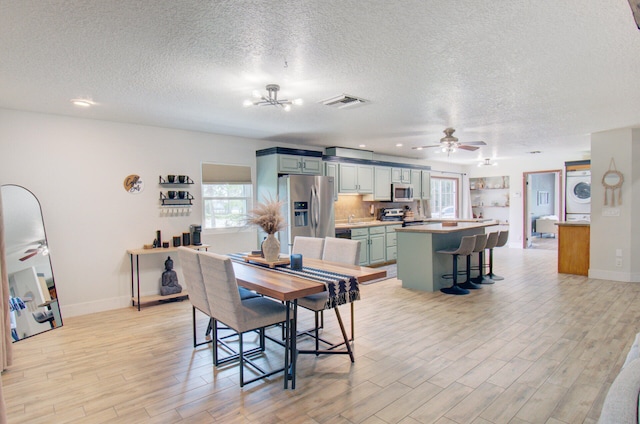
[1,1,639,165]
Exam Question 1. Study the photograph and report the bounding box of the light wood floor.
[3,247,638,423]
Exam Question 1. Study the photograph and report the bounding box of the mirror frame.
[1,184,62,341]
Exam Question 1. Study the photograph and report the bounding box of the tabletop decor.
[247,197,285,262]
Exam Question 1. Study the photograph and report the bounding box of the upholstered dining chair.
[178,247,259,348]
[197,251,289,387]
[297,237,361,362]
[292,236,325,259]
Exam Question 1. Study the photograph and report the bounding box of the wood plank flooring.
[3,247,639,423]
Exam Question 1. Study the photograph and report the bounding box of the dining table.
[229,255,386,389]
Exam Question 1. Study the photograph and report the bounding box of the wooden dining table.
[231,256,386,389]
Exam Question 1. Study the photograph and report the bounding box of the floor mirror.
[1,184,62,341]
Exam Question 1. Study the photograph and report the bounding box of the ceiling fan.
[19,241,47,262]
[412,127,487,154]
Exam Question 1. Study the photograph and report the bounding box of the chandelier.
[478,158,498,167]
[243,84,303,111]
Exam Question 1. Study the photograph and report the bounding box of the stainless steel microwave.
[392,183,414,202]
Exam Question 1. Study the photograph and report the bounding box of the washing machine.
[566,170,591,218]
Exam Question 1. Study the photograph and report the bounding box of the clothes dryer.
[566,170,591,215]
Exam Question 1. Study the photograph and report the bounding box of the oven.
[335,228,352,239]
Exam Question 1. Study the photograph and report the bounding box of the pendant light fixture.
[478,158,498,167]
[243,84,303,111]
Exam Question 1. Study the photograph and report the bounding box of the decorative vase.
[261,233,280,262]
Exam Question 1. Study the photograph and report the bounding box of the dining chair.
[197,251,289,387]
[292,236,325,259]
[178,247,259,348]
[297,237,361,362]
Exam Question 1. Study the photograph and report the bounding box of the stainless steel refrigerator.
[278,175,335,254]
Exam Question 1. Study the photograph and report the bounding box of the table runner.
[228,254,360,309]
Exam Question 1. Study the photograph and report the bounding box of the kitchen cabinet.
[278,154,322,175]
[338,163,373,194]
[392,168,411,183]
[352,226,385,265]
[385,224,401,262]
[324,162,339,201]
[363,166,391,201]
[411,169,431,199]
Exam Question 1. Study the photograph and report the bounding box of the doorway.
[523,170,563,249]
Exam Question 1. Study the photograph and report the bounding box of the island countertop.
[395,221,498,234]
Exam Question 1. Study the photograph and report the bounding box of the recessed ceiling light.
[71,99,94,107]
[359,144,366,148]
[396,143,403,147]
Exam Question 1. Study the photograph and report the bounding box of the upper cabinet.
[391,168,411,184]
[324,162,339,201]
[278,154,322,175]
[363,166,392,201]
[411,169,431,199]
[338,163,373,194]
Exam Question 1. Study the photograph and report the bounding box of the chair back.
[197,251,243,330]
[454,235,477,256]
[485,232,500,249]
[473,233,488,252]
[177,247,210,315]
[496,230,509,247]
[322,237,361,265]
[292,236,325,259]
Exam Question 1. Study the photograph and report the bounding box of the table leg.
[136,254,141,311]
[284,301,290,389]
[291,299,298,389]
[129,254,134,307]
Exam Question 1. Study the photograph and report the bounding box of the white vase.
[261,233,280,262]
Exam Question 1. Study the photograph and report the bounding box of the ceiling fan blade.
[19,251,39,261]
[412,144,441,150]
[462,141,486,146]
[458,145,480,151]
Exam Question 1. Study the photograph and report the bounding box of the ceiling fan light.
[292,98,303,106]
[252,90,262,99]
[283,104,291,112]
[242,99,253,107]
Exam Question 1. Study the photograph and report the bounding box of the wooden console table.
[127,244,209,310]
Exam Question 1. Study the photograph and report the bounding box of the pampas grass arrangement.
[247,197,285,235]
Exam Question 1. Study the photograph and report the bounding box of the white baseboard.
[589,269,640,282]
[60,296,132,318]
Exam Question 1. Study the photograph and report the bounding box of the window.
[202,163,252,230]
[430,177,458,218]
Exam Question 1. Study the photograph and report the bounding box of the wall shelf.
[159,175,194,184]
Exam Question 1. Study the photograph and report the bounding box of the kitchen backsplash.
[334,195,427,222]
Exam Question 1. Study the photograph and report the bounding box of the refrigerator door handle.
[310,185,319,237]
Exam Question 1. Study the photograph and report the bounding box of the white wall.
[0,109,278,316]
[589,128,640,281]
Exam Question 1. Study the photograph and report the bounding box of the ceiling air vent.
[320,94,368,109]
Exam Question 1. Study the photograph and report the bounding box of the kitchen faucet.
[348,214,355,224]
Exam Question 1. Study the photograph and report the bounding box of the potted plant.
[247,197,285,262]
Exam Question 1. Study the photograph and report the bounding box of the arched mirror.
[1,185,62,341]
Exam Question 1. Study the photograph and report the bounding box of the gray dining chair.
[178,247,259,348]
[292,236,325,259]
[297,237,361,362]
[197,251,289,387]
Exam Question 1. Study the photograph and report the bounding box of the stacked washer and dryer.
[566,169,591,221]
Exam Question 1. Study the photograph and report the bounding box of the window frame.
[430,176,458,218]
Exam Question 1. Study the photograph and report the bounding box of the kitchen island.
[396,221,498,292]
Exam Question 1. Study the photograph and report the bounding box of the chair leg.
[441,254,470,295]
[314,311,320,355]
[212,319,218,365]
[486,248,504,280]
[350,303,355,341]
[239,332,244,387]
[459,254,481,290]
[473,251,495,284]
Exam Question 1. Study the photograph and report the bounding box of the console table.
[127,244,209,310]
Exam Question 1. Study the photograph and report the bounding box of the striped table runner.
[228,253,360,309]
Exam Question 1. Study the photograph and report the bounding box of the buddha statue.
[160,256,182,296]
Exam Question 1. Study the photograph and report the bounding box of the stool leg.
[473,251,495,284]
[486,248,504,281]
[459,254,481,290]
[441,254,470,295]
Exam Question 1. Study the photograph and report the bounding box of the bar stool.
[471,233,494,284]
[438,235,477,295]
[459,235,487,290]
[486,230,509,281]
